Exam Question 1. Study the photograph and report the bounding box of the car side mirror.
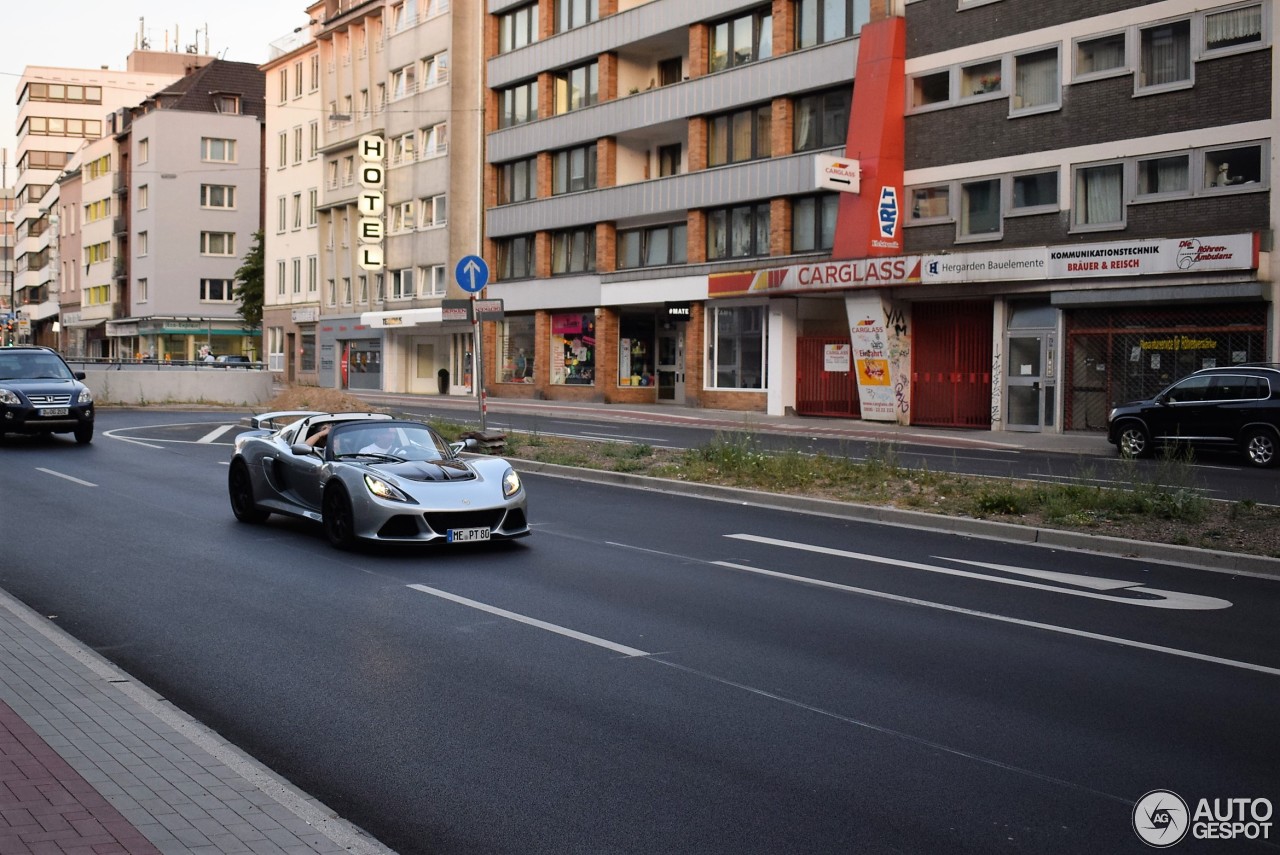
[291,442,319,456]
[74,371,86,380]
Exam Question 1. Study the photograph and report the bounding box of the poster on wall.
[845,293,911,424]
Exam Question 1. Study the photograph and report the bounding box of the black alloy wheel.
[323,485,358,549]
[228,460,271,523]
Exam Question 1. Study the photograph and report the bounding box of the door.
[409,341,437,395]
[657,327,685,404]
[1005,332,1056,431]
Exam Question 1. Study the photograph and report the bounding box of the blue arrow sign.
[454,255,490,293]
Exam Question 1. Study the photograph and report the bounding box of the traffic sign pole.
[455,256,490,431]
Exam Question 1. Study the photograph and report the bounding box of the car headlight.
[77,388,93,404]
[1107,408,1117,423]
[0,389,20,406]
[502,467,522,498]
[363,473,411,502]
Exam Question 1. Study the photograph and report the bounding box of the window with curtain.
[552,144,597,195]
[554,61,598,114]
[497,235,536,279]
[794,0,870,48]
[792,194,838,251]
[710,7,772,72]
[617,223,687,269]
[1139,20,1191,89]
[711,306,767,390]
[1014,48,1059,111]
[1075,32,1126,77]
[707,202,770,260]
[1073,163,1124,228]
[959,178,1001,237]
[793,87,851,152]
[499,80,538,128]
[552,228,596,274]
[499,157,537,204]
[1204,4,1263,52]
[1136,155,1189,196]
[708,104,771,166]
[555,0,598,33]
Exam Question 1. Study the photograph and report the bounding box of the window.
[358,275,369,303]
[293,193,303,230]
[342,277,352,305]
[1204,143,1264,189]
[391,64,417,99]
[1139,19,1191,90]
[959,178,1001,239]
[201,232,236,255]
[910,70,950,108]
[961,59,1002,97]
[1075,32,1126,78]
[1073,162,1124,229]
[710,305,767,390]
[201,184,236,208]
[499,80,538,127]
[617,223,687,269]
[499,3,539,53]
[421,122,448,156]
[426,265,447,296]
[277,197,288,233]
[138,184,148,210]
[1136,154,1189,197]
[137,231,148,256]
[1011,170,1058,212]
[497,235,536,280]
[1204,4,1262,53]
[793,87,850,152]
[710,7,772,73]
[278,132,288,167]
[390,268,415,299]
[214,94,240,114]
[550,313,595,385]
[201,279,235,301]
[552,144,597,195]
[294,61,304,97]
[308,189,318,226]
[499,157,537,204]
[552,227,596,274]
[136,278,148,303]
[202,138,236,162]
[292,258,302,294]
[499,316,537,383]
[792,194,838,252]
[294,127,303,163]
[554,61,598,114]
[910,185,950,221]
[795,0,870,49]
[1013,47,1059,112]
[309,121,319,157]
[420,194,447,228]
[308,256,318,293]
[310,54,320,90]
[707,202,770,260]
[391,201,414,233]
[555,0,598,33]
[423,52,449,87]
[658,144,682,177]
[342,156,355,185]
[393,132,416,165]
[708,104,772,166]
[326,279,337,306]
[660,57,683,86]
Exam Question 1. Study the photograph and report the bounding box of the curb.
[514,459,1280,580]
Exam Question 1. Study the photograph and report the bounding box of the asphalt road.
[0,409,1277,854]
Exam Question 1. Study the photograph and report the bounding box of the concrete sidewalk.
[0,586,395,855]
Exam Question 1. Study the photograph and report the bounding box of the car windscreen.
[330,423,452,461]
[0,353,74,381]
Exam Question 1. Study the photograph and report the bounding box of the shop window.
[498,315,536,384]
[710,305,767,390]
[793,87,850,152]
[1011,170,1058,212]
[792,193,838,251]
[1204,4,1263,53]
[1138,20,1191,90]
[617,313,656,387]
[961,59,1002,97]
[910,70,950,108]
[959,178,1001,239]
[551,313,595,385]
[1203,144,1264,190]
[1072,162,1124,230]
[1074,32,1126,78]
[909,185,950,221]
[1136,154,1189,198]
[1013,47,1059,112]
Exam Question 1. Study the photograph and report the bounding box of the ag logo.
[1134,790,1189,847]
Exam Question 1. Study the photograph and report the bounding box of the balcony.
[113,216,128,236]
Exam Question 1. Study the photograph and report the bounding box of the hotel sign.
[357,135,386,271]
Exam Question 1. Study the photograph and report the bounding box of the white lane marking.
[197,424,236,444]
[712,560,1279,677]
[726,534,1231,610]
[407,584,650,657]
[579,431,670,443]
[102,428,165,449]
[36,468,97,487]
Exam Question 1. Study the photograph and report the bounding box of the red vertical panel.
[911,302,993,428]
[795,337,859,417]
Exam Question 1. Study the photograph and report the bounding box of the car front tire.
[323,485,358,550]
[1242,427,1278,468]
[74,421,94,445]
[229,459,271,523]
[1116,422,1153,459]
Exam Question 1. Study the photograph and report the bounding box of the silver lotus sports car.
[228,411,530,549]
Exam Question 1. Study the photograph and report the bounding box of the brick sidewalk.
[0,698,161,854]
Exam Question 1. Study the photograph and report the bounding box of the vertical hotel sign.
[357,135,386,271]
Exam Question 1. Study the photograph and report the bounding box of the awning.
[64,318,106,329]
[360,308,444,329]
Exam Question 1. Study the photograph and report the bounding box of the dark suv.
[1107,364,1280,468]
[0,346,95,444]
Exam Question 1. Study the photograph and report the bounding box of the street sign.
[814,153,862,194]
[441,299,472,322]
[455,255,489,293]
[474,298,504,320]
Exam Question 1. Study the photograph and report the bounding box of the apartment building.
[306,0,484,396]
[478,0,1275,434]
[263,29,325,383]
[12,52,209,349]
[0,185,14,344]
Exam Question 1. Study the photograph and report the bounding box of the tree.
[233,230,264,329]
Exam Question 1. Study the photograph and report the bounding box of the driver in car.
[359,425,399,455]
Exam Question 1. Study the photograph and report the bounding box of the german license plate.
[40,408,69,417]
[448,527,490,543]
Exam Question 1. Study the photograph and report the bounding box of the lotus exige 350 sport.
[228,411,530,549]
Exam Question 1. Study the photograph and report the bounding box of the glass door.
[657,325,685,404]
[1006,331,1056,431]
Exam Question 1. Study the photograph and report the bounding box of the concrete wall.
[84,369,275,406]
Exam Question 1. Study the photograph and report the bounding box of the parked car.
[228,411,530,549]
[0,346,95,444]
[214,354,253,367]
[1107,364,1280,468]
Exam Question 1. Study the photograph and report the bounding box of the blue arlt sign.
[455,255,490,293]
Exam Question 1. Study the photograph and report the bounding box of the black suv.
[0,346,95,444]
[1107,364,1280,468]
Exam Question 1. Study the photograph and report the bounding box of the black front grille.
[423,509,505,534]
